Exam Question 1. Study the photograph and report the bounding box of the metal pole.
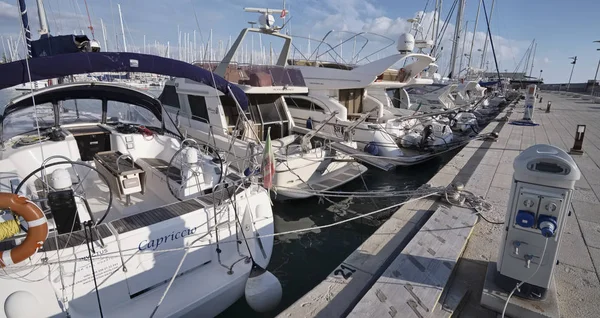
[480,0,496,69]
[566,58,576,92]
[36,0,50,35]
[118,4,127,52]
[449,0,465,78]
[529,42,537,77]
[458,20,469,78]
[591,59,600,95]
[100,19,108,51]
[467,0,482,71]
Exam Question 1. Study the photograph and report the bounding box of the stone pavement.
[440,91,600,318]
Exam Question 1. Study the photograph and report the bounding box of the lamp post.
[566,56,577,92]
[592,41,600,96]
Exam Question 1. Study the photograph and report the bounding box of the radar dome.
[397,33,415,53]
[258,13,275,29]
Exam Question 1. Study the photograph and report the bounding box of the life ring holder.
[0,193,48,267]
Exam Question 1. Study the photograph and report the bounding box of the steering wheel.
[166,139,224,201]
[14,161,114,230]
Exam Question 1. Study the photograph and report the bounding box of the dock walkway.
[279,91,600,317]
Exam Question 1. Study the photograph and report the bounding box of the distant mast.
[448,0,465,78]
[480,0,496,69]
[118,4,127,52]
[101,19,108,51]
[36,0,50,35]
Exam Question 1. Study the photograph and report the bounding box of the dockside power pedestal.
[523,84,537,121]
[496,144,580,299]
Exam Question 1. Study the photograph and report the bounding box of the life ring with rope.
[0,193,48,267]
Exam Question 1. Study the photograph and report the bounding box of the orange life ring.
[0,193,48,267]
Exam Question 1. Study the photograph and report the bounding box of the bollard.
[546,101,552,113]
[539,96,543,103]
[569,125,586,155]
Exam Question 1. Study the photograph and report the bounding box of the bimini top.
[0,52,248,110]
[3,82,164,120]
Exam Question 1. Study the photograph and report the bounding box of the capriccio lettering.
[138,225,201,251]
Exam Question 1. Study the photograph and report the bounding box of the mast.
[143,35,146,54]
[17,0,32,58]
[467,0,481,71]
[433,0,442,56]
[36,0,50,35]
[524,40,534,75]
[449,0,465,78]
[100,19,108,51]
[480,0,496,69]
[529,41,537,77]
[458,20,469,78]
[118,4,127,52]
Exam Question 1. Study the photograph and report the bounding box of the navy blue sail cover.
[31,34,92,58]
[0,52,248,110]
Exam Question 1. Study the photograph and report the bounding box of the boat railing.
[289,30,396,67]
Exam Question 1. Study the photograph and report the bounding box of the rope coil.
[0,214,20,241]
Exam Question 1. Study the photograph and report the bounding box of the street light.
[539,69,543,81]
[592,41,600,96]
[566,56,577,91]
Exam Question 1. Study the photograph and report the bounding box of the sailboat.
[0,52,281,318]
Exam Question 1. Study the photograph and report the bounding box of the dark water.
[219,151,458,317]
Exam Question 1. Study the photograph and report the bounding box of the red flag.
[280,10,287,18]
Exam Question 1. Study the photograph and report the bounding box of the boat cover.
[0,52,248,110]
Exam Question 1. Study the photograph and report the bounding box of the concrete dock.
[278,91,600,318]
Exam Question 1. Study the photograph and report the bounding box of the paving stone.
[558,230,595,271]
[587,247,600,280]
[490,173,514,190]
[555,264,600,318]
[571,200,600,224]
[579,220,600,249]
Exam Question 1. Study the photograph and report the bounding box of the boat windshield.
[405,85,448,96]
[2,98,162,142]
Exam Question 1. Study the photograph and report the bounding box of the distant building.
[483,72,543,89]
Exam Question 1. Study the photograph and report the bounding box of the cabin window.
[59,99,103,125]
[106,101,161,127]
[284,97,323,112]
[188,95,210,123]
[158,85,181,109]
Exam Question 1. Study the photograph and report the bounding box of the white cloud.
[543,57,550,63]
[0,1,18,20]
[301,1,528,75]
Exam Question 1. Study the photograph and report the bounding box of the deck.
[278,91,600,317]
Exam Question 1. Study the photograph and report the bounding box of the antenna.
[244,7,289,32]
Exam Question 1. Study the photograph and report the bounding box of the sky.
[0,0,599,84]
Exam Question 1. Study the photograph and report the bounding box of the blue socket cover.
[538,215,558,238]
[516,210,536,228]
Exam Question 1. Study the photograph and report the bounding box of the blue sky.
[1,0,599,83]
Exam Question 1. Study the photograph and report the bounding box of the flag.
[261,127,275,190]
[280,10,287,18]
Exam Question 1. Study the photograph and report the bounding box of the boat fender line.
[0,193,48,267]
